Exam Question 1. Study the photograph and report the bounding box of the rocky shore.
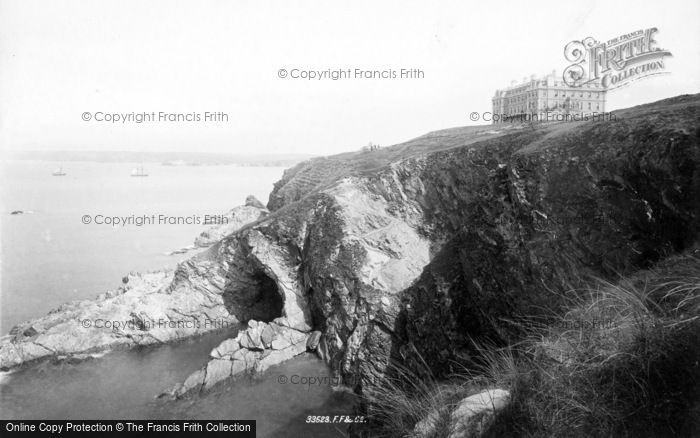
[0,198,270,370]
[161,319,321,397]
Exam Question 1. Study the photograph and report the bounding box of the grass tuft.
[362,252,700,437]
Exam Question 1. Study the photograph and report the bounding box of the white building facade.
[492,71,607,124]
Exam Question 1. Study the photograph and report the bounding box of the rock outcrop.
[244,195,266,209]
[0,270,238,369]
[164,318,314,397]
[411,389,511,438]
[447,389,510,437]
[0,197,267,370]
[194,199,268,247]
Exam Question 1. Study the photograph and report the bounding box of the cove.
[0,328,355,437]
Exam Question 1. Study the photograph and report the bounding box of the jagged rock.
[284,327,309,345]
[239,333,260,350]
[210,336,241,359]
[172,321,311,397]
[177,348,262,397]
[257,339,308,373]
[271,337,292,350]
[245,195,266,209]
[194,203,268,247]
[0,271,240,369]
[240,321,264,350]
[272,315,311,333]
[261,324,275,348]
[178,367,205,395]
[204,359,233,391]
[306,330,322,351]
[317,336,331,363]
[230,356,249,377]
[157,382,182,399]
[447,389,510,438]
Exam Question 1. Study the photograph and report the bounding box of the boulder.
[240,322,264,350]
[306,331,322,351]
[448,389,510,438]
[210,336,241,359]
[271,337,292,350]
[170,322,312,396]
[261,324,275,348]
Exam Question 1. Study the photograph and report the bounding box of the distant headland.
[2,151,314,167]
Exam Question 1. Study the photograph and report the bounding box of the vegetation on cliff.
[362,250,700,437]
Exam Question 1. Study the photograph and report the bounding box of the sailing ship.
[52,166,67,176]
[131,166,149,177]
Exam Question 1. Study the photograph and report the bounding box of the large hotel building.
[491,71,607,123]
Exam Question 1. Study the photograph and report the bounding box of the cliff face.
[3,95,698,400]
[173,94,700,393]
[393,99,700,377]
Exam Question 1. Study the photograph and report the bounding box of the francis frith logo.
[563,27,672,90]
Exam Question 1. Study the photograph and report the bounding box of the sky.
[0,0,698,155]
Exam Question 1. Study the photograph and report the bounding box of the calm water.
[0,160,354,436]
[0,160,284,333]
[0,338,355,437]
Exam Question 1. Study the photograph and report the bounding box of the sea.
[0,160,354,436]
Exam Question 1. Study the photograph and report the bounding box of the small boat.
[52,166,67,176]
[131,166,149,177]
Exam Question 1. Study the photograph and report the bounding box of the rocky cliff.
[2,95,698,406]
[173,94,700,395]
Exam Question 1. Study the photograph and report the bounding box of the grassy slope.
[266,124,530,210]
[363,249,700,438]
[269,94,698,212]
[484,249,700,438]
